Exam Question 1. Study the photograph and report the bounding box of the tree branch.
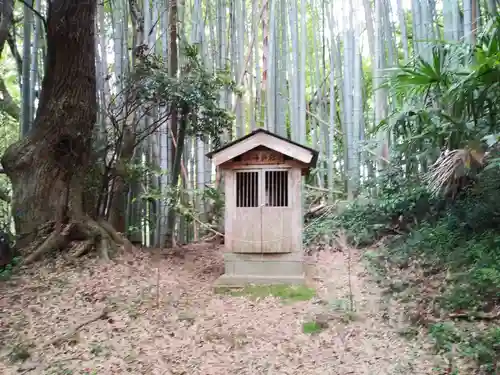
[0,76,20,120]
[43,307,111,348]
[0,0,14,56]
[17,0,48,34]
[7,31,22,78]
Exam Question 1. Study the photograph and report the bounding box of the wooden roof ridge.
[206,128,319,167]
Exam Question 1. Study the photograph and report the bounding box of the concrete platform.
[214,252,305,287]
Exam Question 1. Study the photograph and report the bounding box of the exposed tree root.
[24,227,69,264]
[85,219,114,260]
[72,239,95,258]
[98,219,125,245]
[22,218,130,264]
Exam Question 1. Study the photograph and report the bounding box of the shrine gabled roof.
[206,128,318,168]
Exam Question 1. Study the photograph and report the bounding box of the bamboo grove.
[0,0,497,247]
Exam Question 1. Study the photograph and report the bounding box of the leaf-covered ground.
[0,244,441,374]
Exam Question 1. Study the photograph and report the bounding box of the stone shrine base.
[214,252,305,287]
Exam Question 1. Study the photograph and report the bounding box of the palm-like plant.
[381,15,500,197]
[424,148,487,198]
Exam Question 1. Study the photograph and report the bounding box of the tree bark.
[169,0,178,164]
[165,108,187,247]
[1,0,125,261]
[164,0,179,247]
[0,76,19,120]
[106,1,142,238]
[108,125,136,233]
[0,0,14,57]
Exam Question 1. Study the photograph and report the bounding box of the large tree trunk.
[1,0,125,262]
[0,0,14,56]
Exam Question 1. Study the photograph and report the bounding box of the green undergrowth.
[304,166,442,247]
[215,284,315,302]
[0,256,21,281]
[428,322,500,374]
[308,165,500,373]
[302,320,324,334]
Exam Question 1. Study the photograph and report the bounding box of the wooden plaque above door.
[240,149,284,165]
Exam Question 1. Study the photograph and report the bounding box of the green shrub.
[313,160,500,372]
[442,266,500,312]
[304,165,441,246]
[462,326,500,374]
[388,220,500,312]
[0,256,21,281]
[428,323,500,374]
[429,322,462,353]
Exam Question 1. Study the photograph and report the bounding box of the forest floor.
[0,243,443,375]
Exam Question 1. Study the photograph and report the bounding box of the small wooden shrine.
[206,128,318,286]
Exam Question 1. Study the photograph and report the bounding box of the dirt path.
[0,244,438,374]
